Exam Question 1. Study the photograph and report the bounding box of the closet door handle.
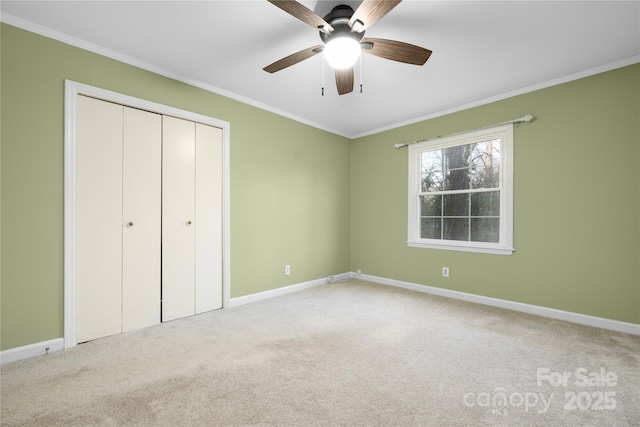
[127,221,134,227]
[186,221,192,226]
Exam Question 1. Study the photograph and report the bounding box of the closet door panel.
[162,116,196,321]
[76,95,123,343]
[195,124,223,313]
[122,107,162,332]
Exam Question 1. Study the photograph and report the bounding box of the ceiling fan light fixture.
[264,1,431,95]
[323,37,361,69]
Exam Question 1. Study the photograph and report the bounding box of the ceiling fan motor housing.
[319,5,364,44]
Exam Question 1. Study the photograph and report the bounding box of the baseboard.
[228,272,351,307]
[356,273,640,335]
[5,273,634,364]
[0,338,65,365]
[2,274,351,364]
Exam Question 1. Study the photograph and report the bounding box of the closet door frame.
[63,80,231,348]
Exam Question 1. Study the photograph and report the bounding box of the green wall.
[0,24,351,350]
[351,64,640,324]
[1,23,638,352]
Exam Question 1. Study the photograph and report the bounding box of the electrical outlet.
[285,265,291,275]
[356,269,362,275]
[442,267,449,278]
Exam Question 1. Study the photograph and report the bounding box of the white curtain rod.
[394,114,535,149]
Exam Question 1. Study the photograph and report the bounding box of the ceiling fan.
[263,0,433,95]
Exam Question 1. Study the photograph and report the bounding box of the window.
[407,124,514,255]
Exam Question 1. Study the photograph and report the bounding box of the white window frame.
[407,124,514,255]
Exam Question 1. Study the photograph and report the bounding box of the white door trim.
[64,80,231,349]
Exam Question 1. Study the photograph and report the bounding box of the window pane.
[470,164,500,189]
[471,218,500,243]
[471,191,500,216]
[421,218,441,239]
[421,151,443,192]
[444,218,469,241]
[443,193,469,216]
[420,195,441,217]
[444,145,468,169]
[446,167,470,191]
[422,170,444,192]
[443,144,475,191]
[470,139,501,168]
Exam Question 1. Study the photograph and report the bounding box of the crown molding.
[351,55,640,139]
[0,13,350,138]
[2,14,638,140]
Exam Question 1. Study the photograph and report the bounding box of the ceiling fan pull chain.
[359,54,364,93]
[321,57,325,96]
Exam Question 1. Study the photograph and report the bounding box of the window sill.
[407,241,515,256]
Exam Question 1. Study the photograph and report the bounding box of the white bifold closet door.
[122,107,162,331]
[76,95,161,343]
[194,124,223,314]
[162,116,223,321]
[75,96,222,342]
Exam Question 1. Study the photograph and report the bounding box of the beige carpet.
[1,279,639,426]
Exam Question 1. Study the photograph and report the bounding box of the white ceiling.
[2,1,639,138]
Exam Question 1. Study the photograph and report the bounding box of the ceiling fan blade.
[267,0,333,33]
[335,67,354,95]
[361,37,432,65]
[349,0,402,32]
[263,45,324,73]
